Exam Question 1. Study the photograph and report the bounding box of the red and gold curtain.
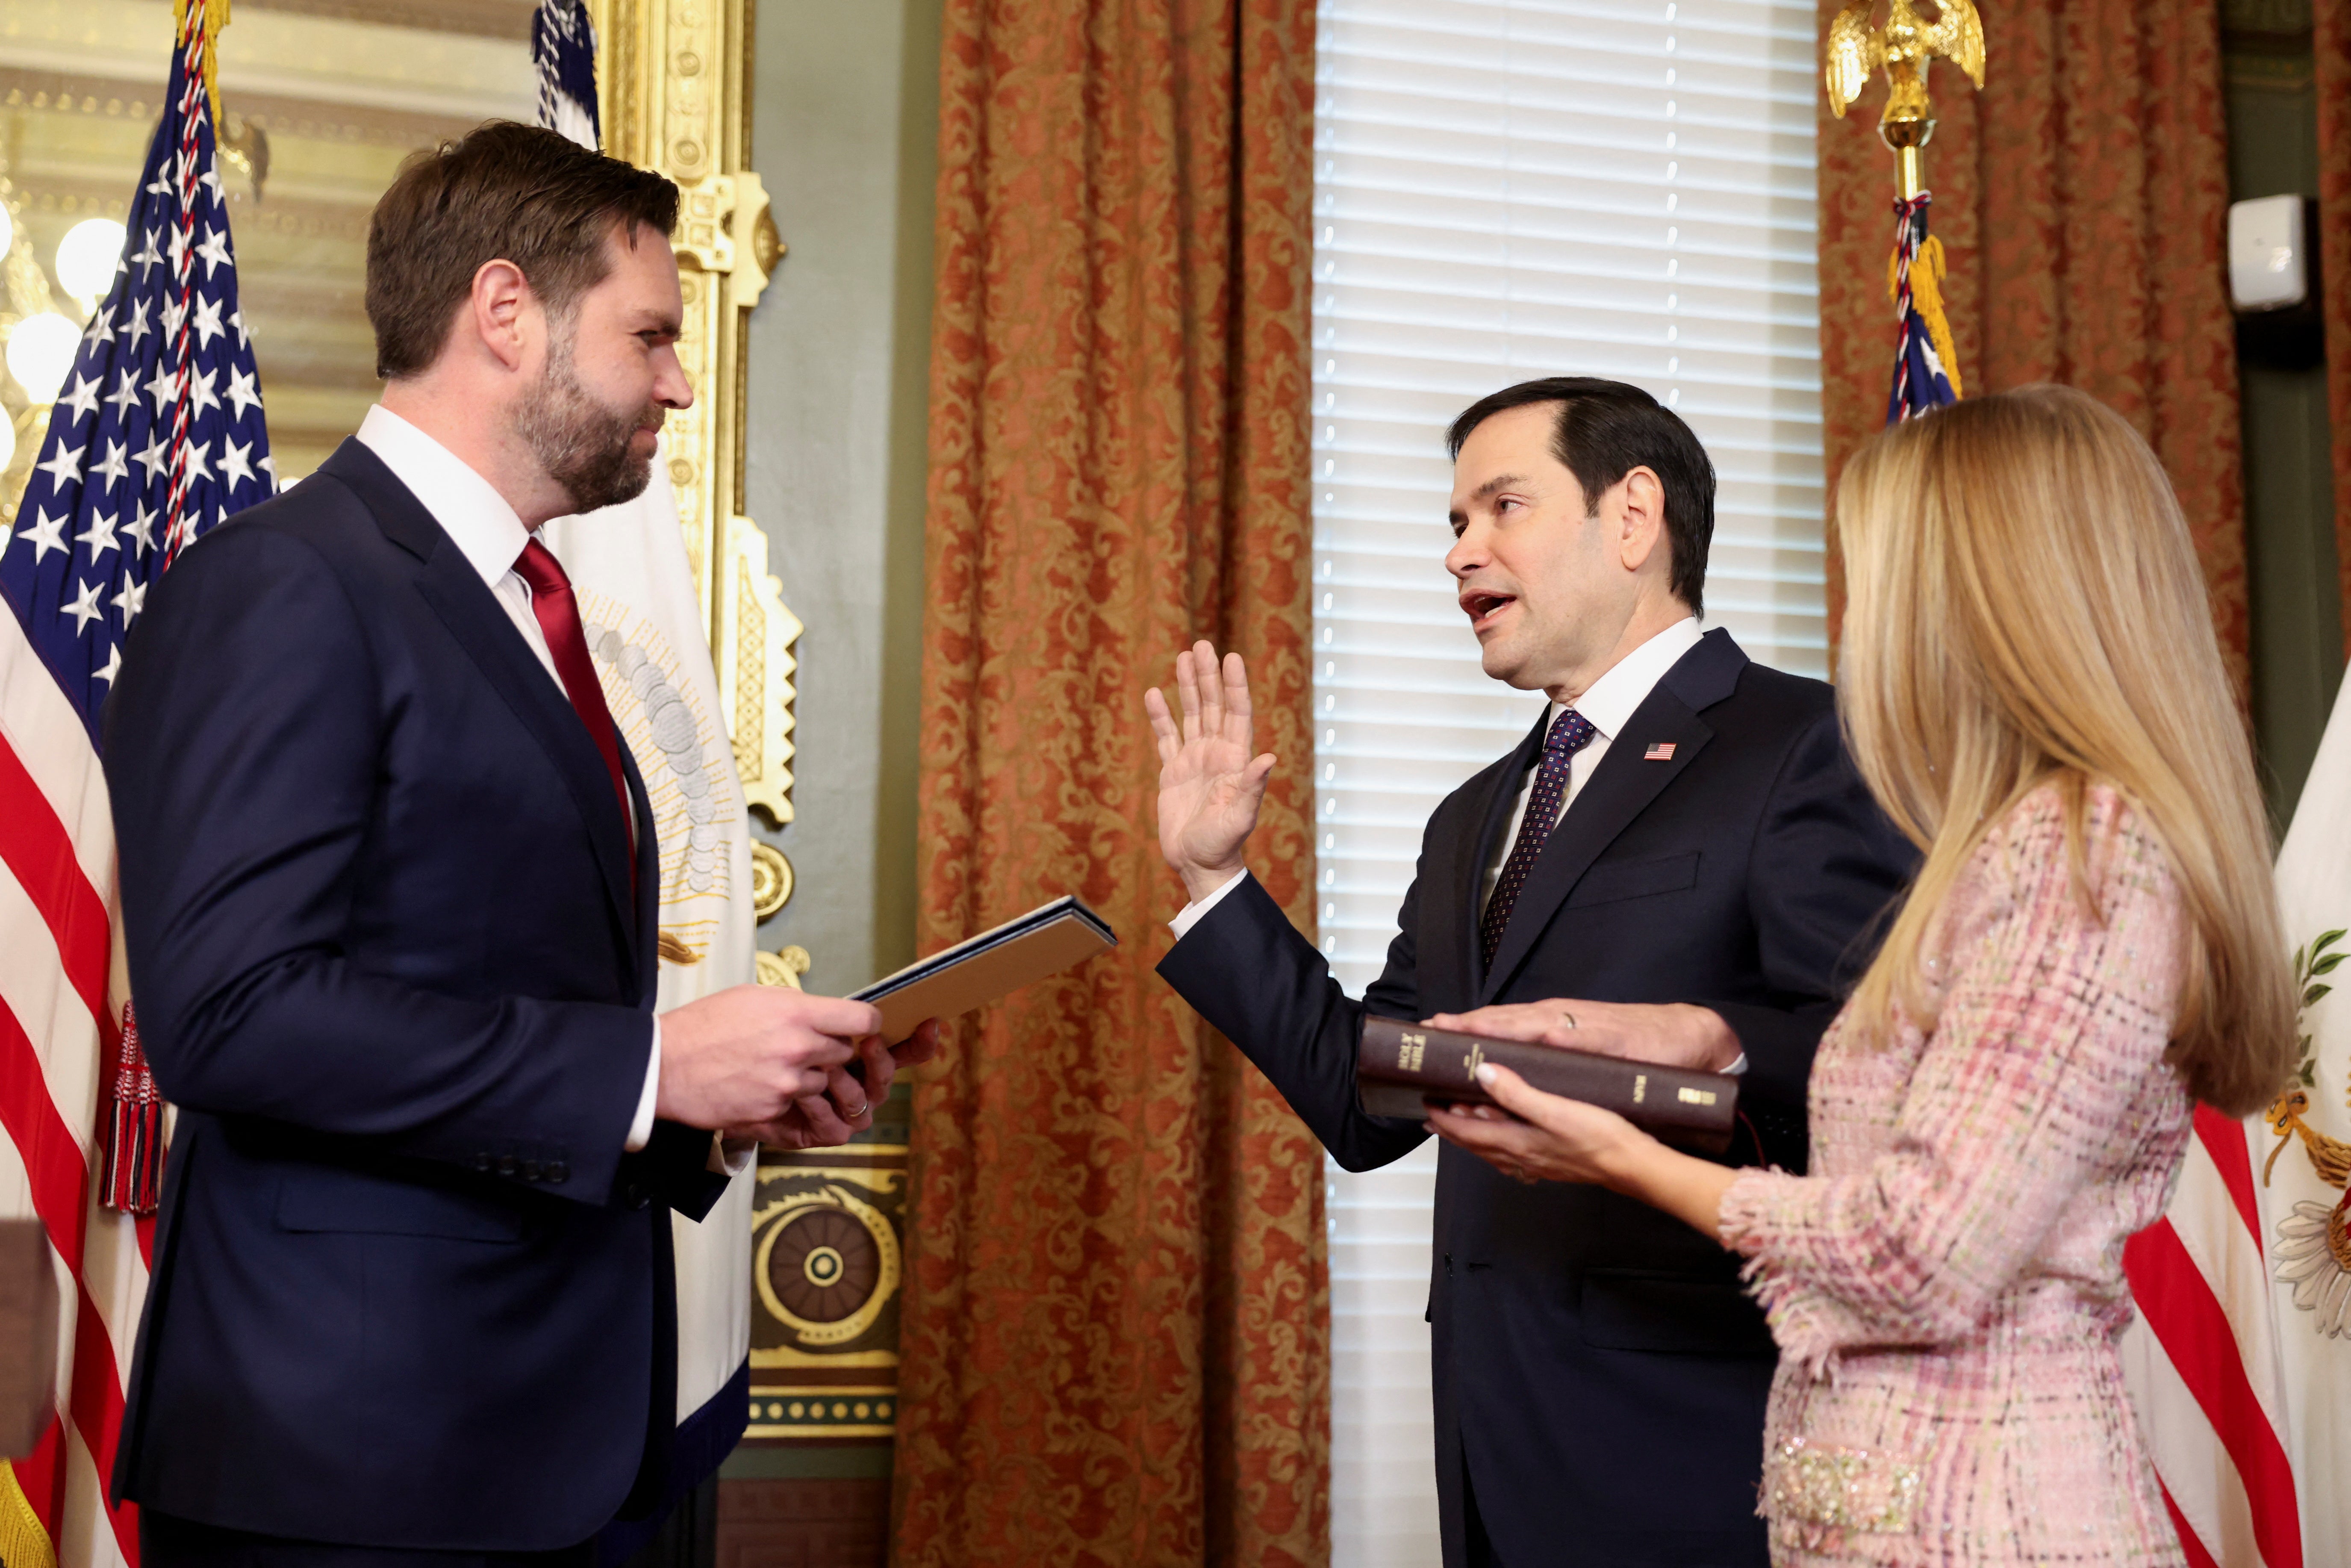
[1815,0,2247,690]
[2316,0,2351,641]
[891,2,1325,1564]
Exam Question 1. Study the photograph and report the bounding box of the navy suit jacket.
[1160,631,1914,1568]
[104,440,729,1550]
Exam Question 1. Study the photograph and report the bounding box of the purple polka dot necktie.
[1479,708,1598,970]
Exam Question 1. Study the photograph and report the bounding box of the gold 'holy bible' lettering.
[1399,1032,1426,1073]
[1632,1073,1647,1104]
[1678,1086,1717,1105]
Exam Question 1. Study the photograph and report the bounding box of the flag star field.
[0,51,275,747]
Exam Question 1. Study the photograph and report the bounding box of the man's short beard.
[514,322,660,514]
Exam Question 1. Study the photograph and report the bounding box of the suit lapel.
[318,441,640,952]
[625,743,659,1005]
[1476,673,1719,1004]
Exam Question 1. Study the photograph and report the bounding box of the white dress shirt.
[1475,616,1704,919]
[1168,615,1742,1072]
[355,406,668,1154]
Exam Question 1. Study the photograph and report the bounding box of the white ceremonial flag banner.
[2124,669,2351,1568]
[542,456,758,1427]
[2258,673,2351,1565]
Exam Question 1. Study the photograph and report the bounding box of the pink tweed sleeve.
[1716,790,2186,1374]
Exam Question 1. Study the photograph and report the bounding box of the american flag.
[0,1,270,1560]
[532,0,601,151]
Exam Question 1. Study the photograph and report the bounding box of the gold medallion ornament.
[748,839,794,920]
[747,1151,909,1441]
[753,1182,902,1347]
[2263,929,2351,1336]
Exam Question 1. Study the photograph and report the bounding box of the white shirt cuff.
[1168,869,1252,940]
[625,1015,661,1152]
[711,1135,757,1176]
[1724,1053,1748,1075]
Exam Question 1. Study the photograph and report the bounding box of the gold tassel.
[1888,233,1965,400]
[174,0,233,127]
[0,1462,57,1568]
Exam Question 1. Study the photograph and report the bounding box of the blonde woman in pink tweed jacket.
[1427,385,2297,1566]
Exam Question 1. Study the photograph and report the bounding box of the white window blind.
[1310,3,1826,1562]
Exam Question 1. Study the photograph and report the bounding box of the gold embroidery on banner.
[2263,930,2351,1337]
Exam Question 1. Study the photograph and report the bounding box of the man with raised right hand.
[106,122,935,1563]
[1147,377,1913,1568]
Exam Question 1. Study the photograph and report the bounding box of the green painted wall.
[720,0,940,1489]
[741,0,940,991]
[2225,0,2345,824]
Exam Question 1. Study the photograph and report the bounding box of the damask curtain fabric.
[891,3,1325,1565]
[2317,0,2351,641]
[1814,0,2248,688]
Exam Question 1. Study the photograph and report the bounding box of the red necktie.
[513,539,636,878]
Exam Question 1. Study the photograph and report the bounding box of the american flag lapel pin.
[1644,742,1677,761]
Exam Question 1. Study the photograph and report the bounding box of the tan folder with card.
[852,896,1117,1043]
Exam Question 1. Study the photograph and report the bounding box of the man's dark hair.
[1445,377,1717,616]
[365,121,680,379]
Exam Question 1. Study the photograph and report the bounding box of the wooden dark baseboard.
[716,1478,890,1568]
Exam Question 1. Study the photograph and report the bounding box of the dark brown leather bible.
[1356,1015,1738,1155]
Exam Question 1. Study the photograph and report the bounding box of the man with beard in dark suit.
[106,122,937,1563]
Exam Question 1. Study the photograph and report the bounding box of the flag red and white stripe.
[2122,1108,2302,1568]
[0,616,150,1567]
[0,2,273,1559]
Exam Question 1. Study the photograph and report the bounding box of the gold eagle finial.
[1824,0,1986,197]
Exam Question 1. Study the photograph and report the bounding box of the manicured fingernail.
[1474,1064,1496,1085]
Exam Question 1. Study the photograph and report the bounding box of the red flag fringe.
[98,1004,164,1214]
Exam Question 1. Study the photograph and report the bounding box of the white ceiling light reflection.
[5,313,82,405]
[56,219,128,307]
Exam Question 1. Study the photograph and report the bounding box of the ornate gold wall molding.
[747,1147,908,1441]
[591,0,801,830]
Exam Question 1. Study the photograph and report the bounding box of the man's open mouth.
[1460,590,1515,630]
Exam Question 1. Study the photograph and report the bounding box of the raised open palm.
[1144,640,1277,900]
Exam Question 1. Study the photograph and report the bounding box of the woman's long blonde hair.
[1835,384,2295,1117]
